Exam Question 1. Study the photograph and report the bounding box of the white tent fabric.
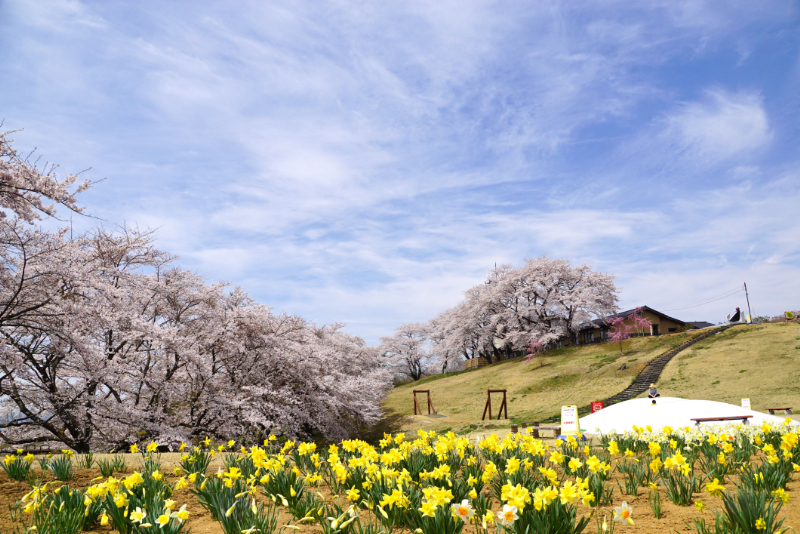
[579,397,794,434]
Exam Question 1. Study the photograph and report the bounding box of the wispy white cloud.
[663,89,771,163]
[1,0,798,342]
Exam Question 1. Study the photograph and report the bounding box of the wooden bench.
[766,407,792,415]
[690,415,752,426]
[520,421,561,438]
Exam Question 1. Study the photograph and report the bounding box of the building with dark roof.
[574,306,692,345]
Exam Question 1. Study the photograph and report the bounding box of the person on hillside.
[648,383,660,398]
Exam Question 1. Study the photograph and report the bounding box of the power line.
[656,285,745,312]
[657,287,743,312]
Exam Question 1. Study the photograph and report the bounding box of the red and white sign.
[590,400,604,413]
[561,405,579,435]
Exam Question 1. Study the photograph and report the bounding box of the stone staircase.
[539,325,733,423]
[603,325,731,406]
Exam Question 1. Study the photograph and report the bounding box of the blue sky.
[2,1,799,344]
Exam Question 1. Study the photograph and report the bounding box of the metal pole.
[744,282,753,322]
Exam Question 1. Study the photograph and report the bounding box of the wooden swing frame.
[482,389,508,420]
[413,390,437,415]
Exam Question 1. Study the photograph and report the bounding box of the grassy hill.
[376,322,800,438]
[657,321,800,408]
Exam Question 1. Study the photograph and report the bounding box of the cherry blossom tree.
[0,226,393,450]
[426,314,458,374]
[524,338,545,367]
[607,316,630,355]
[427,288,494,370]
[0,129,393,450]
[0,130,101,450]
[601,307,652,357]
[379,322,431,381]
[428,256,618,368]
[486,257,618,351]
[0,129,93,224]
[631,307,652,336]
[0,130,96,335]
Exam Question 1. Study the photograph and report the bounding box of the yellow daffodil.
[568,457,583,472]
[705,478,725,497]
[419,500,437,517]
[173,504,189,522]
[695,501,706,513]
[130,507,146,524]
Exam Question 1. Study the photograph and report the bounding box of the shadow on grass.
[358,407,412,445]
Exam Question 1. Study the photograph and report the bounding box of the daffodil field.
[1,420,799,534]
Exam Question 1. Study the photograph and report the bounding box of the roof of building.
[581,305,687,331]
[687,321,715,329]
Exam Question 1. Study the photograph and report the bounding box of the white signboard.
[741,398,751,410]
[561,405,580,436]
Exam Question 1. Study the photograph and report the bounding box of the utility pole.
[744,282,753,323]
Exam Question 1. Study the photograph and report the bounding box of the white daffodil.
[613,501,634,525]
[497,504,518,527]
[452,499,474,522]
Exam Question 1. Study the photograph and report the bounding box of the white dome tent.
[579,397,795,434]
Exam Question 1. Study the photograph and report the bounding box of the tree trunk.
[73,441,92,454]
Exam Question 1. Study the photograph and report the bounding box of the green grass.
[658,322,800,410]
[379,330,706,435]
[375,322,800,437]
